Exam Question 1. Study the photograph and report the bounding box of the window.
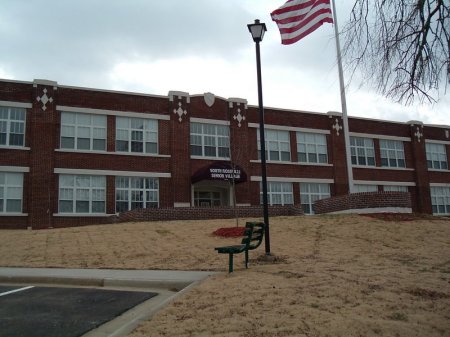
[300,183,330,214]
[190,122,230,158]
[383,185,408,192]
[380,140,405,168]
[426,143,448,170]
[350,137,375,166]
[430,186,450,215]
[258,129,290,161]
[354,184,378,193]
[0,106,26,147]
[194,191,221,207]
[115,177,159,212]
[116,117,158,154]
[261,182,293,206]
[0,172,24,213]
[296,132,327,164]
[59,175,106,213]
[60,112,106,151]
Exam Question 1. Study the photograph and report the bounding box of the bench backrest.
[241,222,265,251]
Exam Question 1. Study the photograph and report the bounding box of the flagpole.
[330,0,354,193]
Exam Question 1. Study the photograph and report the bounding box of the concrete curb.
[0,267,219,337]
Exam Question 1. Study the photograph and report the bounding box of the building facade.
[0,78,449,229]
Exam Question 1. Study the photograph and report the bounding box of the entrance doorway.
[192,181,232,207]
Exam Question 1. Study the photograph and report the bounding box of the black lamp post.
[248,19,270,255]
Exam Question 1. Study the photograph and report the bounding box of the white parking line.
[0,286,34,297]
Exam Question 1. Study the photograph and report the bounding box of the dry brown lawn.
[0,214,449,337]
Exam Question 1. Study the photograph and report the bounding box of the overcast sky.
[1,0,448,125]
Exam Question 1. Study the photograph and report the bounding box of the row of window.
[1,172,449,215]
[1,107,449,169]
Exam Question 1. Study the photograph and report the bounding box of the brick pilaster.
[29,79,58,228]
[228,98,250,205]
[169,91,191,207]
[408,121,432,213]
[328,113,349,195]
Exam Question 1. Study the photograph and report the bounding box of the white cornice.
[190,117,230,126]
[251,176,334,183]
[349,132,411,142]
[0,166,30,173]
[354,180,416,186]
[248,123,330,134]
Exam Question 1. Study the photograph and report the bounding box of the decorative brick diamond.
[332,118,342,136]
[233,108,246,127]
[173,102,187,122]
[36,88,53,111]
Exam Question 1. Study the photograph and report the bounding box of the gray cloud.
[0,0,252,86]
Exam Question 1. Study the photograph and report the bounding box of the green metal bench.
[215,222,265,273]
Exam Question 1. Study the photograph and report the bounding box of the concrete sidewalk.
[0,267,215,290]
[0,267,217,337]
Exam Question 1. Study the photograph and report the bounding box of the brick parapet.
[314,192,412,214]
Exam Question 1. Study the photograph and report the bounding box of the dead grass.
[1,214,449,336]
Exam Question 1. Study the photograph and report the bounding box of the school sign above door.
[191,162,247,184]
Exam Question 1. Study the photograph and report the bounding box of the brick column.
[328,112,349,195]
[169,91,191,207]
[408,121,432,213]
[228,98,250,205]
[29,79,58,228]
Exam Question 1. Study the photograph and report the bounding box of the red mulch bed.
[361,213,419,221]
[212,227,246,238]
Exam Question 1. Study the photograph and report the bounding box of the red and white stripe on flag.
[271,0,333,45]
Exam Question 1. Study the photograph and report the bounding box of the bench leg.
[228,253,234,273]
[245,250,249,269]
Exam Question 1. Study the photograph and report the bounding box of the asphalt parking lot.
[0,285,157,337]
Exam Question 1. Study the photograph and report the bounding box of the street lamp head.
[247,19,267,43]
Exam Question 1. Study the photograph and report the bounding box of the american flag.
[271,0,333,45]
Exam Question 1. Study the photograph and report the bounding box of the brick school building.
[0,79,449,228]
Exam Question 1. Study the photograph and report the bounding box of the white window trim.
[53,213,115,217]
[0,166,30,173]
[350,136,376,167]
[0,101,32,109]
[55,149,171,158]
[116,116,159,154]
[0,145,31,151]
[60,112,107,151]
[0,172,24,214]
[300,182,331,215]
[54,168,171,178]
[57,106,170,120]
[251,176,334,184]
[349,132,411,142]
[354,180,416,186]
[257,129,291,162]
[353,165,414,171]
[0,106,27,147]
[250,159,332,167]
[0,213,28,217]
[425,142,448,170]
[190,122,230,159]
[190,117,230,126]
[248,122,330,134]
[296,131,328,164]
[379,139,406,168]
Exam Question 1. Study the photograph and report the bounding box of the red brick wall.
[115,205,303,223]
[314,192,412,214]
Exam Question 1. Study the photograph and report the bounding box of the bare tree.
[342,0,449,104]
